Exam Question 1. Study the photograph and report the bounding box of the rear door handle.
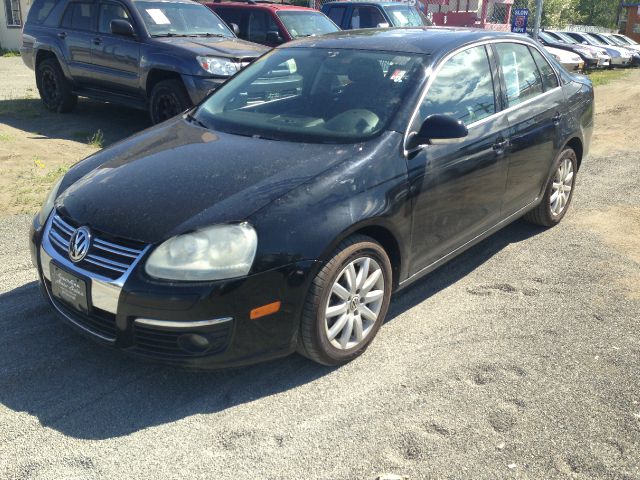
[57,32,67,39]
[93,37,102,45]
[552,113,561,125]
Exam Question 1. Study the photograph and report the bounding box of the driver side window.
[420,45,496,125]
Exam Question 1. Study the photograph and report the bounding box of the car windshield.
[606,35,627,46]
[134,1,233,37]
[619,35,638,45]
[194,48,427,143]
[276,11,339,38]
[586,33,610,45]
[538,31,558,44]
[385,5,431,26]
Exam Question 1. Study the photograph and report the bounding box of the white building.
[1,0,30,51]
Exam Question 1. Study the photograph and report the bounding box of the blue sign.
[511,8,529,34]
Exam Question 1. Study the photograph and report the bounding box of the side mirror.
[377,22,390,28]
[229,22,240,36]
[111,19,135,37]
[582,41,589,45]
[406,114,468,150]
[266,30,283,44]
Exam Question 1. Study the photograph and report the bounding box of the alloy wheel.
[41,68,60,109]
[155,93,180,122]
[550,157,574,216]
[324,256,385,350]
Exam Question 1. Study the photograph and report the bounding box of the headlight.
[145,223,258,281]
[575,47,595,58]
[196,56,241,76]
[38,176,63,225]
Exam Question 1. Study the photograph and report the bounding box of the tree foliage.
[517,0,620,28]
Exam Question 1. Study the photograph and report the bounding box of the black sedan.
[30,28,594,368]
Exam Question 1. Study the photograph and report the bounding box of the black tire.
[36,58,77,113]
[298,235,393,366]
[524,147,578,227]
[149,79,192,125]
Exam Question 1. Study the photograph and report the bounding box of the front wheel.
[298,235,392,366]
[36,58,77,113]
[149,79,192,125]
[524,147,578,227]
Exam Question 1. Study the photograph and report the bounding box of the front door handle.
[57,32,67,39]
[493,138,509,152]
[92,37,102,45]
[552,113,561,125]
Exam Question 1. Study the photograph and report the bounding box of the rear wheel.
[524,147,577,227]
[36,58,77,113]
[298,235,392,366]
[149,79,192,125]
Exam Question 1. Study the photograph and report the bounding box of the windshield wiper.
[193,33,227,38]
[151,33,183,37]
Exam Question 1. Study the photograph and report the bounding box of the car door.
[88,1,140,94]
[214,7,249,40]
[493,42,564,216]
[324,4,348,29]
[58,1,97,86]
[407,44,510,274]
[246,9,281,46]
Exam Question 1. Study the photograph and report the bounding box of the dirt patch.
[574,206,640,299]
[590,69,640,158]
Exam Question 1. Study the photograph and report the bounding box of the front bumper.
[31,214,318,368]
[562,60,584,72]
[181,75,226,105]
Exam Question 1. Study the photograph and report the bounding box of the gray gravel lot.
[0,145,638,479]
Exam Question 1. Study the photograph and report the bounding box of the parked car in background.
[558,31,633,67]
[544,46,584,71]
[586,31,640,66]
[207,1,339,46]
[21,0,268,123]
[536,30,610,69]
[322,2,431,29]
[611,33,640,47]
[31,29,593,368]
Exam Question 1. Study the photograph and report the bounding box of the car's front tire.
[524,147,578,227]
[149,79,192,125]
[298,235,392,366]
[36,58,77,113]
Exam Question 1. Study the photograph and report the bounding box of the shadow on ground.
[0,219,546,440]
[0,98,149,146]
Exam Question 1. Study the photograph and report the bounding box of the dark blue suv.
[21,0,268,123]
[322,2,431,30]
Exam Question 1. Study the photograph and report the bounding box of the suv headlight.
[197,56,241,76]
[145,223,258,281]
[38,176,63,225]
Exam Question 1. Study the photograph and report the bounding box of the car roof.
[208,1,316,11]
[324,1,408,6]
[283,27,537,56]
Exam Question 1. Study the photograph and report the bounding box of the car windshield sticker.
[390,69,406,82]
[146,9,171,25]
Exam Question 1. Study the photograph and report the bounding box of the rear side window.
[27,0,59,25]
[529,47,559,91]
[61,2,95,31]
[420,45,496,125]
[325,6,346,26]
[350,6,386,29]
[495,43,543,107]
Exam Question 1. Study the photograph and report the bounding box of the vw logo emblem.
[68,226,91,263]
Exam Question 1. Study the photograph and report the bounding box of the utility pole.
[532,0,543,40]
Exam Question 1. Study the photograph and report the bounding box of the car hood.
[151,36,268,60]
[56,117,372,244]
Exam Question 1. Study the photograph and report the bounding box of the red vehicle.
[206,0,339,47]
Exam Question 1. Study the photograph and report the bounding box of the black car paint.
[21,0,268,107]
[31,28,594,368]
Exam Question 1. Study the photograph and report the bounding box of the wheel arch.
[564,136,584,170]
[145,68,184,100]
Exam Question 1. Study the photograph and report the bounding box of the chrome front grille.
[48,213,147,281]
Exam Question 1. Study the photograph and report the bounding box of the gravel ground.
[0,68,639,479]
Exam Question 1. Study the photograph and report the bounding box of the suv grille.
[48,213,147,280]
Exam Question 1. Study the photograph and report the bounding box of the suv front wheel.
[149,79,192,125]
[36,58,77,113]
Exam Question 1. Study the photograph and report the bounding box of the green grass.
[0,132,10,141]
[587,69,630,87]
[87,129,104,148]
[0,48,20,57]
